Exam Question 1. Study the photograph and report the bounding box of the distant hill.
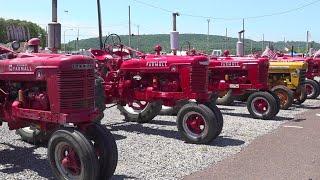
[69,34,320,54]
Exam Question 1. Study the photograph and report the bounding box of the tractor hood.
[0,53,94,81]
[120,55,209,72]
[269,59,308,71]
[208,56,269,69]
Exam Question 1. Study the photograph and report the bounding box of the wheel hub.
[186,114,205,135]
[252,97,269,114]
[306,84,314,96]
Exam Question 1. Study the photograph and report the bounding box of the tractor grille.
[259,64,269,84]
[299,69,306,85]
[190,66,208,93]
[57,69,95,111]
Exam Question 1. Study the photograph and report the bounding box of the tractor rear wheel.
[48,129,99,180]
[271,85,294,110]
[16,127,52,145]
[177,103,221,144]
[247,91,278,120]
[85,123,118,179]
[118,100,162,123]
[305,79,320,99]
[294,85,307,105]
[216,90,234,105]
[159,100,189,116]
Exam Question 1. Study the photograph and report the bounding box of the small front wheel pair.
[177,103,223,144]
[247,91,279,120]
[48,123,117,180]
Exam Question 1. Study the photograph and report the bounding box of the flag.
[261,46,277,59]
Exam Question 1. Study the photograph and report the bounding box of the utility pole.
[97,0,103,50]
[76,27,79,51]
[242,19,245,56]
[207,19,210,52]
[262,34,265,51]
[128,6,132,47]
[306,30,310,53]
[225,28,228,50]
[137,25,140,50]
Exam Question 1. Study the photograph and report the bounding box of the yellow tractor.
[269,59,308,110]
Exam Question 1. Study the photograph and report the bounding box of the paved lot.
[185,107,320,180]
[0,99,319,180]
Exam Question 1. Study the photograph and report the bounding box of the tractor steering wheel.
[103,34,122,54]
[180,41,191,53]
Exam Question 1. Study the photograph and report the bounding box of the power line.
[131,0,320,20]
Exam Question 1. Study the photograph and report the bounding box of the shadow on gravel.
[112,174,136,180]
[222,112,294,121]
[290,118,306,122]
[108,122,246,147]
[0,143,53,179]
[211,136,245,147]
[108,123,181,140]
[149,119,176,126]
[293,104,320,110]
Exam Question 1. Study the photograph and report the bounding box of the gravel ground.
[0,99,319,180]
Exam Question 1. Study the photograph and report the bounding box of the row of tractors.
[1,34,320,180]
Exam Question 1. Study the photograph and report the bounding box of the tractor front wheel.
[177,103,221,144]
[305,79,320,99]
[48,129,99,180]
[85,123,118,179]
[118,100,162,123]
[247,91,278,120]
[271,85,294,110]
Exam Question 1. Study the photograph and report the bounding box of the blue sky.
[1,0,319,42]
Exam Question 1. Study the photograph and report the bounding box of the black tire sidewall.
[247,91,277,120]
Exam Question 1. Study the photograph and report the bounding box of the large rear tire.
[305,79,320,99]
[216,90,234,105]
[177,103,220,144]
[247,91,278,120]
[16,127,52,145]
[159,100,189,116]
[271,85,294,110]
[117,100,162,123]
[48,129,99,180]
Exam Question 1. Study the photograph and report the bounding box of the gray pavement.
[185,107,320,180]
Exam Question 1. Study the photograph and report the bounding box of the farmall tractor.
[268,58,308,109]
[207,52,280,120]
[161,45,281,120]
[90,34,223,144]
[0,45,117,180]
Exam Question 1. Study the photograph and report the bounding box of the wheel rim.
[251,97,270,115]
[306,84,315,98]
[54,142,83,179]
[182,111,208,139]
[123,100,149,115]
[275,91,289,108]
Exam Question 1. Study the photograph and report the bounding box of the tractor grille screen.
[57,69,95,111]
[259,64,269,84]
[299,69,306,85]
[190,66,208,93]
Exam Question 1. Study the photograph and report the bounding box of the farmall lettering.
[220,61,239,67]
[8,64,32,72]
[146,61,168,67]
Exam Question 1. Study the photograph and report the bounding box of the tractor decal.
[146,61,168,67]
[8,64,32,72]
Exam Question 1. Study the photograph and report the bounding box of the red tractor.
[0,45,117,180]
[208,53,280,119]
[90,34,223,144]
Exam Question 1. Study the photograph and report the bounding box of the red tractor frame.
[0,45,117,180]
[90,34,223,144]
